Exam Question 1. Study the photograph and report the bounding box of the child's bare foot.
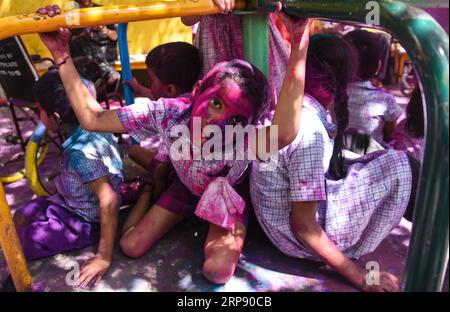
[203,222,246,284]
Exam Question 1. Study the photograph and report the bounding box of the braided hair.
[305,35,358,179]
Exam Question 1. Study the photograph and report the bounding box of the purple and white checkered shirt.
[118,97,249,196]
[196,13,289,125]
[250,94,412,260]
[347,80,403,145]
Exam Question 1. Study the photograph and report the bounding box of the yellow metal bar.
[0,183,32,292]
[0,0,246,41]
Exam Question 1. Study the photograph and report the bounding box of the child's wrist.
[53,51,71,66]
[96,251,113,263]
[348,268,367,290]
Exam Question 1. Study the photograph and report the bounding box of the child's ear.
[192,80,202,97]
[166,84,180,98]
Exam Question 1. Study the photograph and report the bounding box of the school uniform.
[16,126,124,261]
[347,81,403,145]
[117,97,252,229]
[250,94,413,260]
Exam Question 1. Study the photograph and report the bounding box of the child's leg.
[202,176,251,284]
[16,198,99,261]
[121,185,152,235]
[203,221,247,284]
[120,204,183,258]
[120,178,196,258]
[128,145,156,171]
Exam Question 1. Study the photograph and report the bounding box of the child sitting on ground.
[123,42,201,201]
[13,70,123,289]
[345,29,403,145]
[251,34,416,291]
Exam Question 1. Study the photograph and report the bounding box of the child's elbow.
[81,119,100,132]
[278,132,298,150]
[289,211,315,237]
[100,193,120,215]
[82,123,96,132]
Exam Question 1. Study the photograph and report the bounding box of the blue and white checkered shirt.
[250,94,412,260]
[50,126,124,223]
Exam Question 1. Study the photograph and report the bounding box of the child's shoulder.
[64,127,117,158]
[364,83,396,101]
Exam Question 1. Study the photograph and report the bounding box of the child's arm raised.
[290,201,401,292]
[255,15,312,159]
[270,16,312,148]
[77,176,120,289]
[37,5,126,133]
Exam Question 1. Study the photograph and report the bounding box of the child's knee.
[119,234,145,259]
[120,235,142,258]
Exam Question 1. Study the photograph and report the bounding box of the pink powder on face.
[190,80,256,145]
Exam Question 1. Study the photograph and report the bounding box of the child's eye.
[209,99,222,109]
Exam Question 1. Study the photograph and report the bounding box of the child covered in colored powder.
[250,34,416,292]
[123,42,201,196]
[345,30,402,145]
[181,0,290,125]
[36,4,311,284]
[13,70,123,288]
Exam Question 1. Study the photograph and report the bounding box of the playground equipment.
[0,0,447,292]
[0,36,62,186]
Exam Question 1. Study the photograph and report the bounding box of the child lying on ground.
[13,70,123,288]
[36,4,311,284]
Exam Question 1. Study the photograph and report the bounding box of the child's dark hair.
[33,70,79,126]
[146,42,201,93]
[344,30,385,81]
[305,34,358,179]
[73,56,102,86]
[198,59,270,124]
[405,87,424,138]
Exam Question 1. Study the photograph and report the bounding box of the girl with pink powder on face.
[182,0,290,125]
[36,4,311,284]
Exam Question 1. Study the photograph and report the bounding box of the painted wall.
[0,0,193,58]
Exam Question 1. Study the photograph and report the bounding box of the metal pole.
[0,183,32,292]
